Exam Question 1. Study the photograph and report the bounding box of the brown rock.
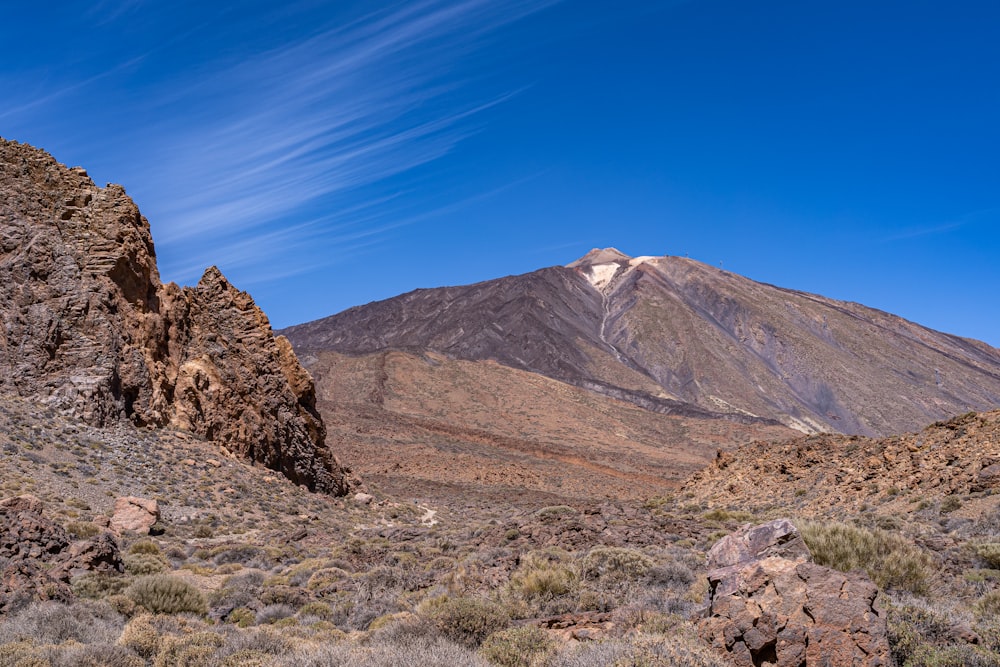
[110,496,160,534]
[701,519,891,666]
[0,139,354,494]
[0,495,122,612]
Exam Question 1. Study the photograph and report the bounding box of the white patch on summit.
[585,262,620,290]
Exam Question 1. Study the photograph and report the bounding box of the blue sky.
[3,1,998,346]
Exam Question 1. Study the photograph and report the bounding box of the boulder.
[700,519,891,666]
[110,496,160,534]
[0,495,122,612]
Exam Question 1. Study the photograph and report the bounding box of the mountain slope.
[304,348,795,504]
[284,248,1000,436]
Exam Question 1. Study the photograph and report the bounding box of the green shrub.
[127,575,207,615]
[479,626,555,667]
[430,596,511,649]
[799,521,934,594]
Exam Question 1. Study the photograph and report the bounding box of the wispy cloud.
[880,207,999,242]
[133,0,557,285]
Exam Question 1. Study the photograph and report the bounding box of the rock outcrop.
[0,495,123,613]
[700,520,891,666]
[0,138,352,494]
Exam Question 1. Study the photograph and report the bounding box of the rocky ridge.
[0,138,352,494]
[683,409,1000,519]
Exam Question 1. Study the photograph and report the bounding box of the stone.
[110,496,160,534]
[700,519,891,667]
[353,492,374,505]
[0,495,122,612]
[0,139,355,495]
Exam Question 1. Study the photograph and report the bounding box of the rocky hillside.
[284,248,1000,437]
[0,138,353,494]
[684,409,1000,520]
[305,348,795,505]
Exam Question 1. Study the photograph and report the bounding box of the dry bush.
[799,521,935,594]
[277,635,488,666]
[127,575,207,615]
[580,547,655,585]
[428,596,511,649]
[124,552,170,576]
[118,614,162,660]
[548,633,728,667]
[478,625,555,667]
[0,600,124,646]
[508,551,578,605]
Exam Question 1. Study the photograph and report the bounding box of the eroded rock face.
[0,138,352,494]
[700,520,891,667]
[0,495,123,613]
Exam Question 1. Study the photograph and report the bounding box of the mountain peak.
[567,247,632,268]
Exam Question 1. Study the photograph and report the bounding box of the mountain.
[283,248,1000,437]
[0,138,353,494]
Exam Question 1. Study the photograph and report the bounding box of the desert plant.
[799,521,935,594]
[127,575,207,615]
[124,552,170,575]
[429,596,511,649]
[117,614,162,660]
[479,625,555,667]
[580,547,655,584]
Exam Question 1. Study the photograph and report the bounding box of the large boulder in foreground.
[0,496,123,613]
[700,519,890,667]
[0,138,353,494]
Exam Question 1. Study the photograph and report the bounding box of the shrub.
[124,552,169,576]
[127,575,207,615]
[65,521,101,539]
[72,572,129,600]
[117,614,162,660]
[975,544,1000,569]
[0,600,124,646]
[430,596,511,649]
[580,547,655,584]
[256,604,296,625]
[228,608,256,628]
[479,626,555,667]
[799,521,934,594]
[153,631,223,667]
[128,540,162,556]
[509,553,578,603]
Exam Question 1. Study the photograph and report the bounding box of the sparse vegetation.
[799,520,936,594]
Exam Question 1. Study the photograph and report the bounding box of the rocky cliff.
[0,138,352,494]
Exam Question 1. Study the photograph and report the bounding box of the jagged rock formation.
[0,138,351,494]
[700,520,891,666]
[283,248,1000,437]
